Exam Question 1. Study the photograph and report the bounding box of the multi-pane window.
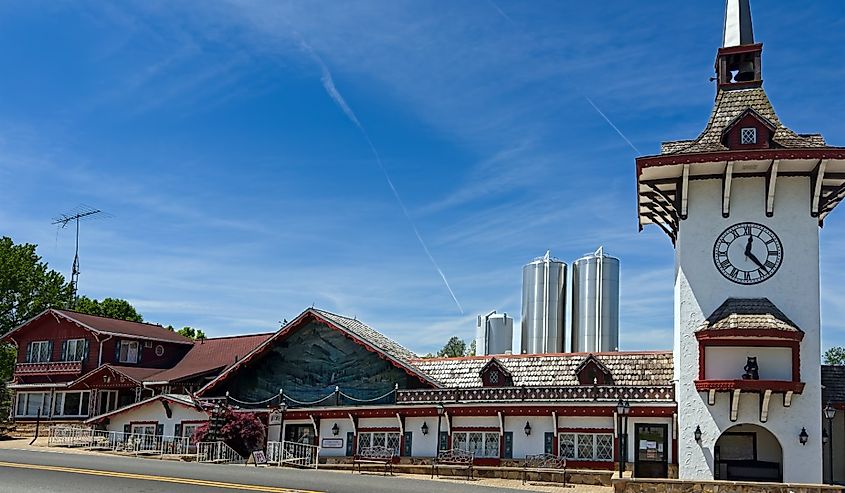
[741,127,757,145]
[52,391,90,417]
[15,392,51,417]
[97,390,119,415]
[27,341,51,363]
[118,340,140,364]
[559,433,614,461]
[182,423,201,443]
[62,339,87,361]
[132,424,157,436]
[452,431,499,458]
[357,432,401,455]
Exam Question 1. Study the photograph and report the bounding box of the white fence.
[196,441,244,464]
[266,440,319,469]
[47,425,192,456]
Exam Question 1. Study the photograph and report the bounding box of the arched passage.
[714,424,782,482]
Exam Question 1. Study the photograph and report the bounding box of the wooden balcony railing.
[396,385,675,404]
[15,361,83,376]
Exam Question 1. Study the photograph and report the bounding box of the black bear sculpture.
[742,356,759,380]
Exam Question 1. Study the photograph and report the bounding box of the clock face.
[713,222,783,285]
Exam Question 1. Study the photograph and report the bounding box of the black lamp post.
[616,399,631,475]
[825,402,837,484]
[436,403,445,453]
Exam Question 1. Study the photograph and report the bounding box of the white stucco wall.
[675,176,822,483]
[704,346,792,381]
[105,398,208,436]
[406,416,437,457]
[505,415,554,458]
[319,418,353,457]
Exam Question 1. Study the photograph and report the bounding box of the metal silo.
[520,251,566,354]
[476,311,513,356]
[571,247,620,353]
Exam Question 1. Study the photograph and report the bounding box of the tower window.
[741,127,757,145]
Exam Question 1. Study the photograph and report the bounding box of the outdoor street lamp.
[436,403,446,453]
[421,422,429,435]
[799,427,809,446]
[824,402,837,483]
[694,425,702,443]
[616,399,631,475]
[524,421,532,436]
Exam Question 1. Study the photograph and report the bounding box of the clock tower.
[635,0,845,483]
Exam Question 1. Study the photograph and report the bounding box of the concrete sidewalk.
[0,438,611,492]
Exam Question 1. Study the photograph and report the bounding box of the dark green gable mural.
[207,320,430,406]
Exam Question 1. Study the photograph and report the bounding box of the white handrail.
[266,440,319,469]
[48,426,193,456]
[196,441,244,464]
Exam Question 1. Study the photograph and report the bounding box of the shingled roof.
[696,298,802,334]
[823,365,845,404]
[312,309,418,364]
[660,87,826,155]
[410,352,674,388]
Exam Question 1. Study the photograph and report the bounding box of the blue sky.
[2,1,844,355]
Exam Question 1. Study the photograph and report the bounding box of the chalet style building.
[2,308,270,422]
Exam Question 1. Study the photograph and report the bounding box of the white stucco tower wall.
[675,176,822,483]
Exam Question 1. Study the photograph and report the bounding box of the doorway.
[714,424,782,482]
[634,424,668,478]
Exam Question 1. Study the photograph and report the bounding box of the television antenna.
[52,204,110,302]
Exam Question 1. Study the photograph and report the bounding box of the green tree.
[0,237,74,420]
[73,296,143,322]
[824,347,845,365]
[177,326,206,340]
[437,336,468,358]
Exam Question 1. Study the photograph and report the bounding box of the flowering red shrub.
[193,407,266,458]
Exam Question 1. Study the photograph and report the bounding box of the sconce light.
[524,421,532,436]
[694,425,702,443]
[331,423,339,436]
[421,422,429,435]
[799,427,809,446]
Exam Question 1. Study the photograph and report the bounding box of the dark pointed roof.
[696,298,802,334]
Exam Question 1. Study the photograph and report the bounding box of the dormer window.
[118,340,140,364]
[479,358,513,387]
[741,127,757,145]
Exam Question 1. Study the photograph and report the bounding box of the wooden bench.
[431,449,474,480]
[352,446,395,476]
[522,453,569,486]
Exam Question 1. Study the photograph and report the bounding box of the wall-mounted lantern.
[421,422,429,435]
[799,427,809,446]
[694,425,702,443]
[331,423,340,436]
[524,421,532,436]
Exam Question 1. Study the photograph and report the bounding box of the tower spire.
[723,0,754,48]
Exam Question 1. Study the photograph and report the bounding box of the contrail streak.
[301,41,464,314]
[584,98,641,155]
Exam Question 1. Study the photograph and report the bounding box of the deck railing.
[196,441,244,464]
[48,425,192,456]
[266,440,319,469]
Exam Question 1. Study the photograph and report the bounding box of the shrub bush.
[193,407,266,458]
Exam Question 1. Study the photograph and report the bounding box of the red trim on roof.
[695,329,804,341]
[637,148,845,174]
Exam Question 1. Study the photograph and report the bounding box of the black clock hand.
[746,252,767,272]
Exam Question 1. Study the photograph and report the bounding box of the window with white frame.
[182,423,202,443]
[62,339,87,361]
[741,127,757,145]
[15,392,51,417]
[357,432,401,455]
[452,431,500,458]
[132,424,157,436]
[27,341,51,363]
[52,391,90,417]
[97,390,119,415]
[118,340,140,364]
[559,432,614,461]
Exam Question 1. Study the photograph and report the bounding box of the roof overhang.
[86,394,205,424]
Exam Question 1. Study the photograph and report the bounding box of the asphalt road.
[0,448,524,493]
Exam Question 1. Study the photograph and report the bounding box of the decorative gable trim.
[479,358,513,387]
[574,354,614,385]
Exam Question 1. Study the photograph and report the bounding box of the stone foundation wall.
[613,477,844,493]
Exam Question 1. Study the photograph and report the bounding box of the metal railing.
[266,440,319,469]
[196,441,244,464]
[48,426,193,456]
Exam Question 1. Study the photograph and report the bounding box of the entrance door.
[634,424,668,478]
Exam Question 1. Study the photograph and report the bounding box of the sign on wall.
[269,411,283,426]
[321,438,344,449]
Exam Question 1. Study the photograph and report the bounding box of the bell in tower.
[716,0,762,88]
